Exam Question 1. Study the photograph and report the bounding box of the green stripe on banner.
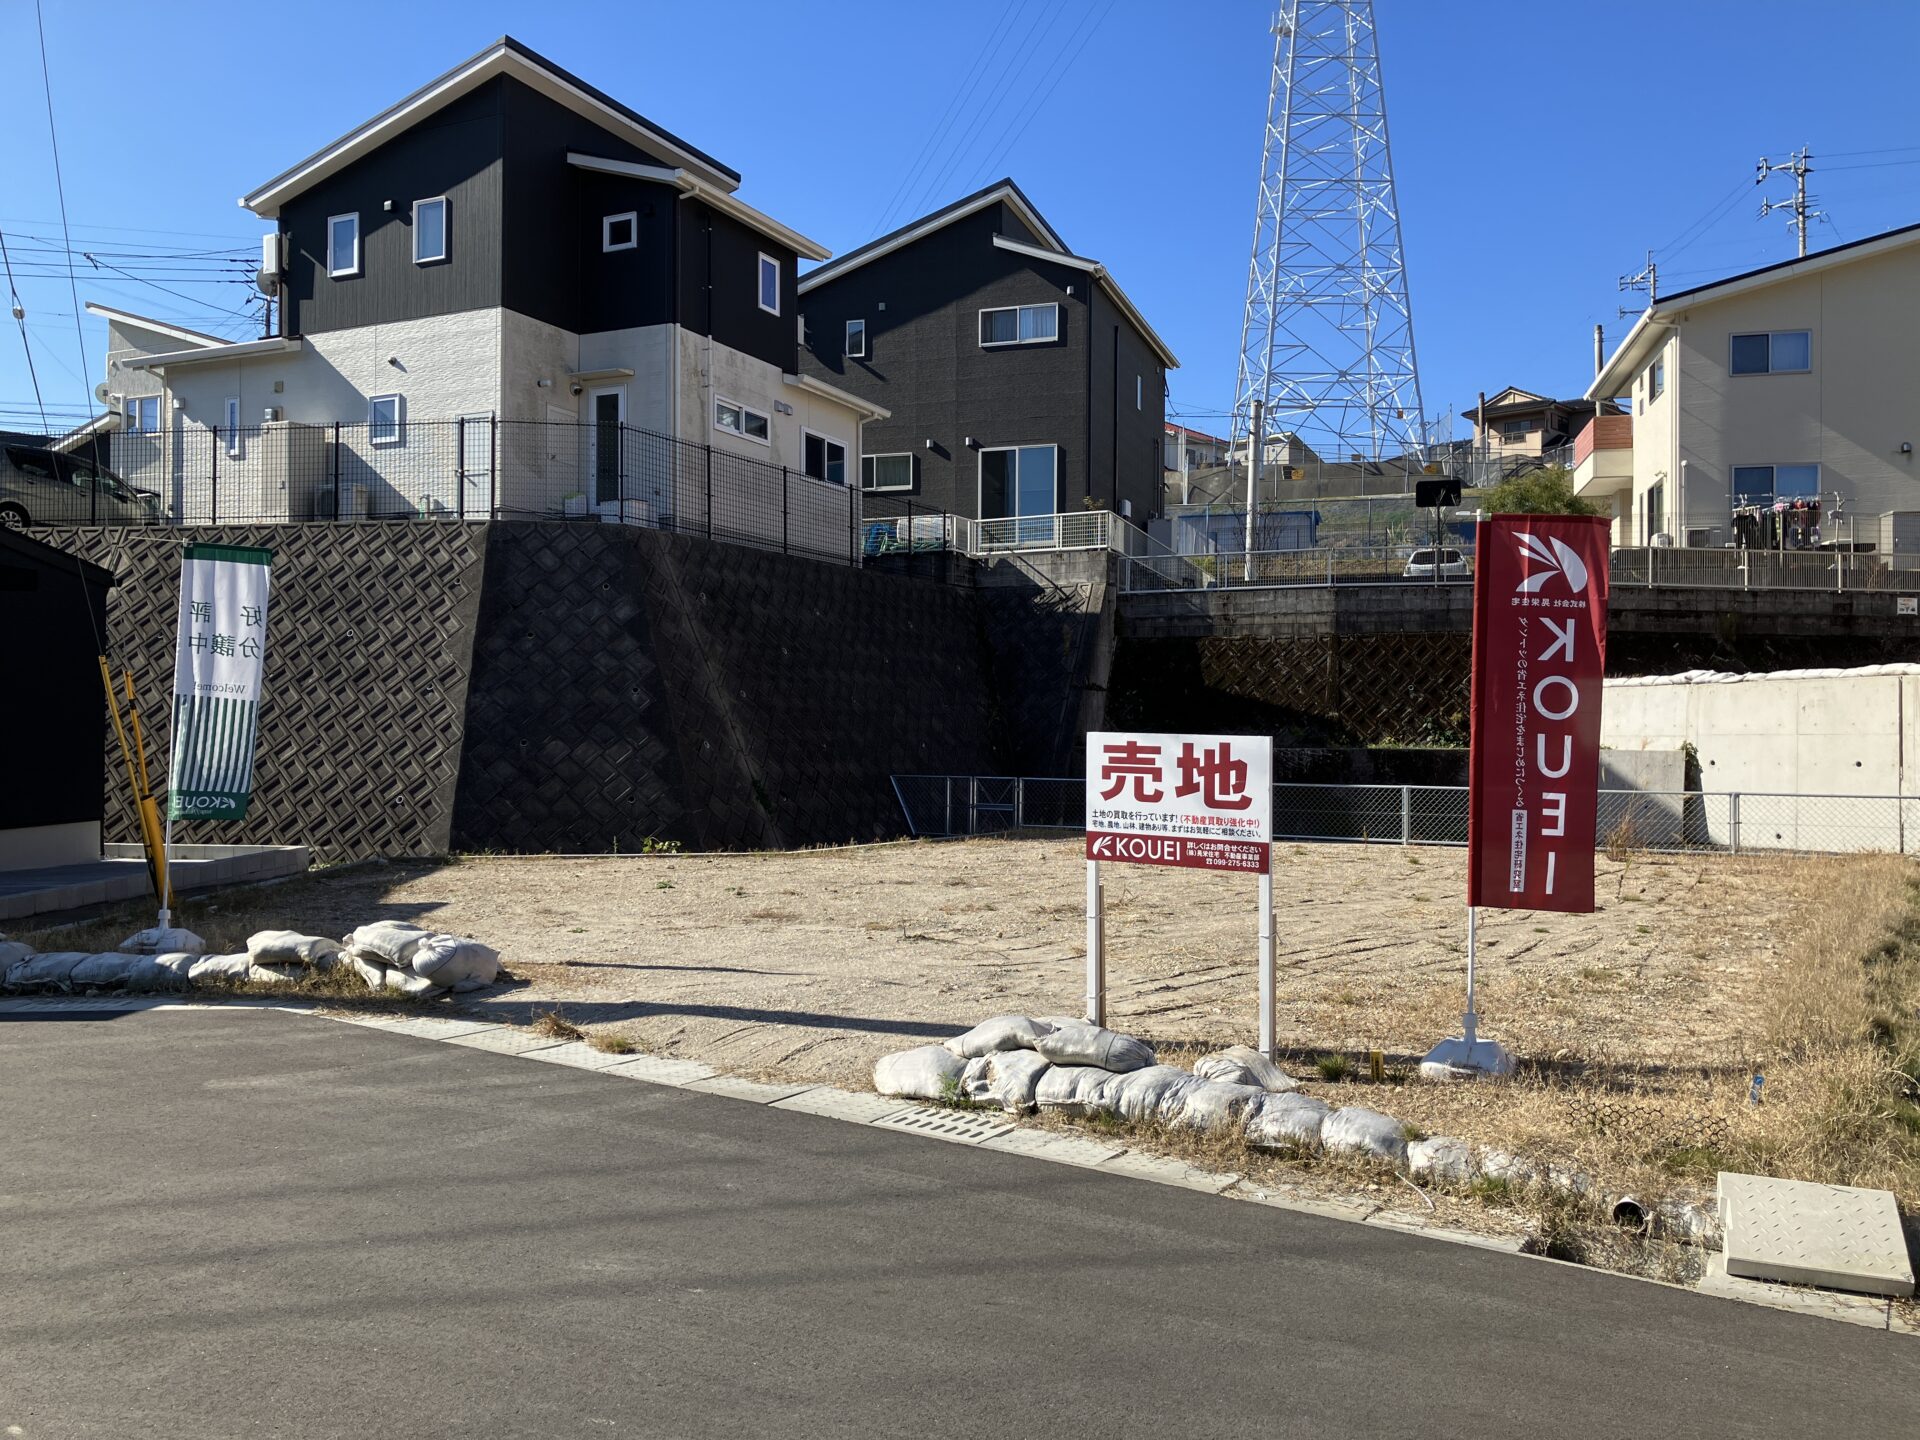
[168,694,260,820]
[181,543,274,566]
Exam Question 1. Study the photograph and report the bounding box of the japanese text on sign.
[1085,730,1272,874]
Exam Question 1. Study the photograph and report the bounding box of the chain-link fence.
[9,419,860,567]
[892,777,1918,855]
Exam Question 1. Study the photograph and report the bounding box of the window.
[861,453,915,491]
[603,212,637,253]
[1498,417,1531,441]
[126,396,159,433]
[1732,463,1820,506]
[224,397,241,455]
[1648,355,1665,402]
[368,394,402,446]
[327,213,360,277]
[979,303,1059,346]
[413,196,448,264]
[978,444,1059,520]
[758,253,780,315]
[1730,329,1811,375]
[713,396,770,444]
[846,318,866,359]
[803,430,847,486]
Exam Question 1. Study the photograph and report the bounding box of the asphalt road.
[2,1008,1914,1440]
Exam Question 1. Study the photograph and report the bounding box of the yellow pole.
[100,656,163,903]
[124,670,172,912]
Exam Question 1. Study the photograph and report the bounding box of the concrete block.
[769,1087,918,1125]
[681,1076,819,1105]
[437,1029,570,1057]
[524,1041,655,1072]
[597,1054,718,1087]
[1096,1151,1239,1194]
[1700,1254,1893,1329]
[1720,1171,1915,1298]
[978,1128,1128,1169]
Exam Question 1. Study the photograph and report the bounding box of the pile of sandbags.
[340,921,500,995]
[872,1012,1438,1173]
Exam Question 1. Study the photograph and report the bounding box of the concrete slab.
[436,1029,570,1058]
[977,1127,1128,1169]
[1096,1151,1240,1194]
[769,1087,918,1125]
[1365,1210,1528,1253]
[872,1106,1014,1146]
[375,1018,503,1041]
[1230,1181,1378,1222]
[600,1055,719,1087]
[681,1076,820,1105]
[523,1041,654,1072]
[0,845,307,920]
[1720,1171,1915,1298]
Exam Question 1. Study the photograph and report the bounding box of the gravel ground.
[66,837,1827,1093]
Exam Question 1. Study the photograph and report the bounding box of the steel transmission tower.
[1231,1,1427,464]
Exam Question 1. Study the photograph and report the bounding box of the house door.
[587,386,626,520]
[979,444,1059,546]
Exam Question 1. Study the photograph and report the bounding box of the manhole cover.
[1720,1171,1915,1298]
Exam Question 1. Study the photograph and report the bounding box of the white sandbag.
[1193,1045,1298,1093]
[406,934,500,987]
[1243,1092,1331,1153]
[249,961,305,982]
[449,975,494,993]
[1165,1080,1267,1133]
[1109,1065,1203,1123]
[961,1050,1053,1113]
[1034,1064,1125,1116]
[120,926,206,956]
[1030,1023,1155,1073]
[382,967,438,997]
[5,952,88,990]
[1408,1136,1473,1186]
[132,953,197,991]
[347,921,433,966]
[1476,1148,1537,1188]
[0,941,34,971]
[186,953,255,984]
[247,930,344,969]
[943,1014,1057,1058]
[1321,1106,1410,1167]
[70,953,146,988]
[873,1044,966,1100]
[345,950,389,991]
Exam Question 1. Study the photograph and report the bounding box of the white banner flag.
[168,543,273,821]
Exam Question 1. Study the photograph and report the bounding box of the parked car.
[1403,546,1471,579]
[0,445,163,528]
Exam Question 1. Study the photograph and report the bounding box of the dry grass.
[589,1031,637,1055]
[529,1009,587,1042]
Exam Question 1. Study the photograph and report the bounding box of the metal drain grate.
[873,1107,1014,1145]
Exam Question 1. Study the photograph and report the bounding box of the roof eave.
[798,181,1066,293]
[121,336,304,370]
[567,154,829,260]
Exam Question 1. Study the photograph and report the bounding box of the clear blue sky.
[4,0,1918,438]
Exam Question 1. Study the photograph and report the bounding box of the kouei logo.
[1467,517,1610,914]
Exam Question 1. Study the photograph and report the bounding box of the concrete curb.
[13,994,1909,1337]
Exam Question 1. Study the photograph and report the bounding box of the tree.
[1474,466,1606,518]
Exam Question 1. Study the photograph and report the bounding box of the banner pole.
[1258,865,1276,1059]
[1085,859,1105,1026]
[158,810,175,929]
[1462,905,1478,1047]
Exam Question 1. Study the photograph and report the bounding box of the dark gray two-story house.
[96,37,883,524]
[796,180,1176,529]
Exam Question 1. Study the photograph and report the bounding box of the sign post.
[1084,731,1275,1053]
[162,542,274,927]
[1425,515,1609,1078]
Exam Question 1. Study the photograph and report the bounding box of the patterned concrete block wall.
[35,523,487,862]
[450,523,1006,852]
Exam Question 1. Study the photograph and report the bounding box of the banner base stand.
[1418,1035,1515,1082]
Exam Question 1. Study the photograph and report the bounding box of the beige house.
[1466,386,1615,465]
[1578,220,1920,548]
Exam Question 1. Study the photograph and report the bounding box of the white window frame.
[224,397,241,455]
[126,395,159,433]
[758,252,780,316]
[1648,354,1665,402]
[713,394,771,446]
[368,393,403,446]
[978,302,1060,347]
[801,428,849,487]
[602,212,638,253]
[845,318,867,359]
[1730,329,1812,376]
[327,212,360,278]
[976,442,1060,518]
[413,196,449,265]
[1733,461,1821,506]
[860,452,915,492]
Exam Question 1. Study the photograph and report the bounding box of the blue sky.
[4,0,1918,438]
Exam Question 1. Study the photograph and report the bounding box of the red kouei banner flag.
[1466,515,1610,913]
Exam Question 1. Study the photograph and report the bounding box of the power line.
[0,228,51,434]
[967,0,1119,193]
[34,0,92,417]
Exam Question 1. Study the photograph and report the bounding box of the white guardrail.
[890,778,1920,856]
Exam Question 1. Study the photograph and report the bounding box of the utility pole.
[1758,148,1820,258]
[1245,397,1263,582]
[1618,250,1657,319]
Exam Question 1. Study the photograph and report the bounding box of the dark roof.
[800,177,1064,288]
[0,527,117,590]
[1659,217,1920,305]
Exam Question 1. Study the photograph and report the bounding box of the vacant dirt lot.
[52,837,1834,1093]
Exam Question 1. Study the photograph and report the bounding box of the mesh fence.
[892,777,1917,856]
[25,420,859,566]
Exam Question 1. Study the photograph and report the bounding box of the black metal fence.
[18,419,860,567]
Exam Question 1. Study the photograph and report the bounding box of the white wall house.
[1578,221,1920,549]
